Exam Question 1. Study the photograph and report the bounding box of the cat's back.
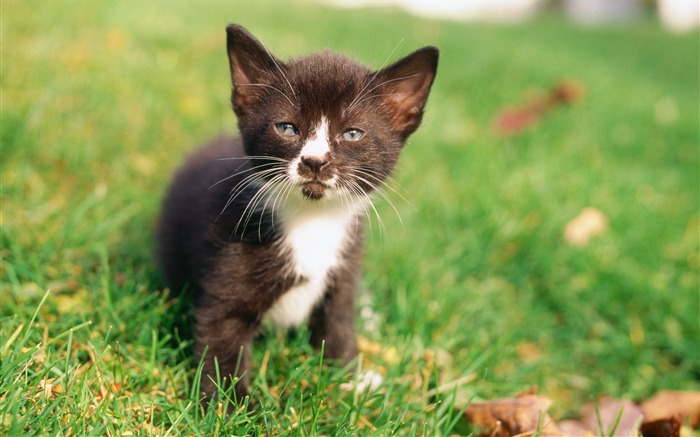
[156,134,247,291]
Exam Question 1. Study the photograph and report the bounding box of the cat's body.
[156,24,438,404]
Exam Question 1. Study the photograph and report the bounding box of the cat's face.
[226,24,438,204]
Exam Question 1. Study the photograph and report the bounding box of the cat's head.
[226,24,438,203]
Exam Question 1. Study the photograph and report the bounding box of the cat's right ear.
[226,24,285,111]
[375,46,439,139]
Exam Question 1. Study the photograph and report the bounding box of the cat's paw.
[340,369,384,394]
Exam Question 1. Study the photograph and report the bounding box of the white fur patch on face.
[301,116,330,158]
[262,201,359,328]
[288,116,335,186]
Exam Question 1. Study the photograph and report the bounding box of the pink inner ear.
[381,71,434,133]
[231,53,252,87]
[390,105,421,133]
[374,46,438,135]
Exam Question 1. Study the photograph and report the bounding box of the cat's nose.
[300,155,330,177]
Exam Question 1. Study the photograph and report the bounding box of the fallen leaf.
[463,394,564,436]
[493,80,584,136]
[580,397,643,437]
[564,207,608,246]
[516,342,542,363]
[95,382,123,403]
[38,378,63,399]
[641,390,700,428]
[558,419,595,436]
[357,336,382,356]
[640,414,682,437]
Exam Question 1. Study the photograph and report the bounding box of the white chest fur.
[263,203,358,328]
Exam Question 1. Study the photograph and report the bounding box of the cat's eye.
[275,122,299,137]
[342,128,365,142]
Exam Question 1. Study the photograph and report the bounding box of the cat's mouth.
[301,180,327,200]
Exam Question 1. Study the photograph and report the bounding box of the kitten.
[156,24,438,405]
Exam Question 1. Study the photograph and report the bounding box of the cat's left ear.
[376,46,439,138]
[226,24,287,113]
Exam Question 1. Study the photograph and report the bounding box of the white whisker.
[343,178,385,239]
[343,167,407,227]
[268,178,291,233]
[348,74,420,111]
[344,165,413,209]
[219,167,284,218]
[341,182,373,239]
[337,185,362,240]
[259,39,297,103]
[216,155,289,162]
[348,38,405,111]
[238,83,295,107]
[210,160,282,189]
[235,173,286,237]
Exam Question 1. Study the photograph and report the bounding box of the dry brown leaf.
[38,378,63,399]
[580,397,643,437]
[640,414,682,437]
[558,419,596,436]
[564,207,608,246]
[95,382,123,404]
[493,80,584,136]
[463,394,564,437]
[641,390,700,428]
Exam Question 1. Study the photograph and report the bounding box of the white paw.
[340,369,384,394]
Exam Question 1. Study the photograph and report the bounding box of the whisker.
[268,178,289,233]
[224,167,283,206]
[259,39,297,102]
[344,178,385,238]
[344,165,414,210]
[342,185,371,240]
[341,181,372,239]
[354,92,410,107]
[347,73,421,112]
[218,167,286,220]
[236,173,287,237]
[348,38,405,111]
[345,165,408,192]
[216,155,289,162]
[342,166,409,227]
[349,173,402,227]
[210,161,282,189]
[272,178,296,232]
[237,83,295,107]
[258,175,292,238]
[335,185,356,239]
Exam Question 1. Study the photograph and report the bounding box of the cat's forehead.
[287,52,371,89]
[276,52,373,119]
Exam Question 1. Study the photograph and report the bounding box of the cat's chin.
[301,181,327,200]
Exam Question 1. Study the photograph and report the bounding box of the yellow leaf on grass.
[564,207,608,246]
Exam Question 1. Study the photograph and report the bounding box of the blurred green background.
[2,1,698,434]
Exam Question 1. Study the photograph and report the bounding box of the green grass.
[2,1,698,434]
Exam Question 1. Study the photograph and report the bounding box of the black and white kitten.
[156,24,438,404]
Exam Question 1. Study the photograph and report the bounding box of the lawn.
[2,1,698,434]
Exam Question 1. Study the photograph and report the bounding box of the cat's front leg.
[309,272,387,394]
[195,296,258,406]
[308,272,358,364]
